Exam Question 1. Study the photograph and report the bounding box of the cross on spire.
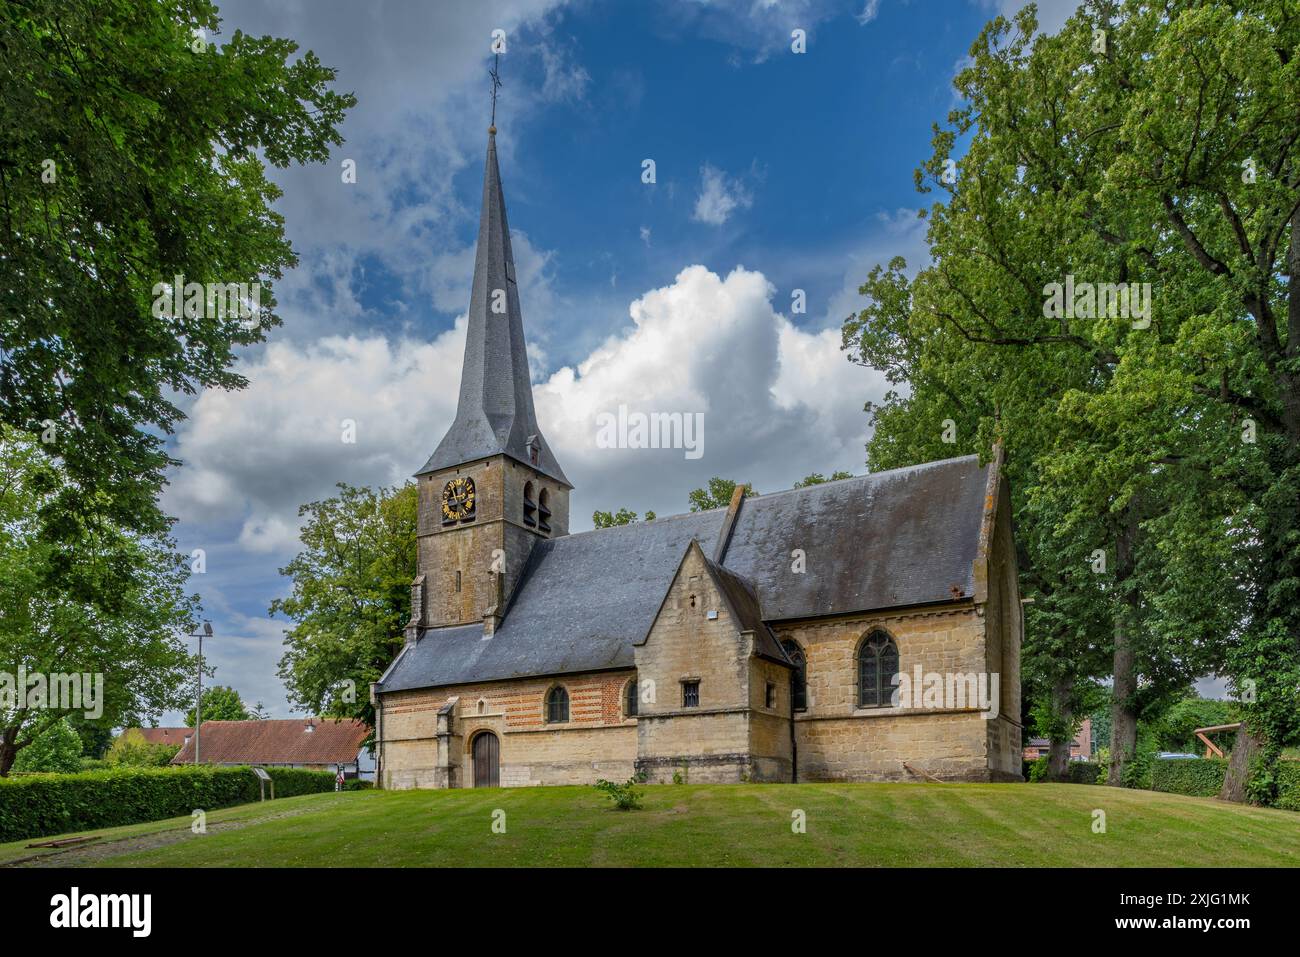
[489,52,502,130]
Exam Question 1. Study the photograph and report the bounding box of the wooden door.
[473,732,499,787]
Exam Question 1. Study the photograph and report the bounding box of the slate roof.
[694,546,790,666]
[380,509,726,691]
[378,456,990,694]
[417,129,569,486]
[169,718,368,766]
[719,455,988,619]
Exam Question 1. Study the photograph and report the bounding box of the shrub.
[0,765,335,843]
[12,719,84,774]
[1025,757,1100,784]
[593,777,643,810]
[107,729,182,768]
[1273,761,1300,812]
[1150,758,1228,798]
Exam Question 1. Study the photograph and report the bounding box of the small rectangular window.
[455,570,461,592]
[682,680,700,708]
[765,682,775,709]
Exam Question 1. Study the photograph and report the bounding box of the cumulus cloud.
[534,264,883,517]
[166,326,466,554]
[692,164,754,226]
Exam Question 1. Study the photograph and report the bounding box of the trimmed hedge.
[1150,758,1227,798]
[1273,761,1300,812]
[1024,757,1103,784]
[0,765,335,843]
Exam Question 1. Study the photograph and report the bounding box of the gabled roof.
[378,455,993,694]
[641,540,791,667]
[169,718,368,766]
[417,128,569,486]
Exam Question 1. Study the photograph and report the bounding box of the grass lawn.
[3,782,1298,868]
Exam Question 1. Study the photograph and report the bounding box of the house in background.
[170,718,372,779]
[1022,717,1093,762]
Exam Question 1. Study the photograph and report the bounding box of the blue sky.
[156,0,1083,722]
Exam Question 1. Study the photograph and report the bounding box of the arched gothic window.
[545,685,569,723]
[857,631,899,708]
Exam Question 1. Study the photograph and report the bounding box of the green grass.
[3,782,1298,868]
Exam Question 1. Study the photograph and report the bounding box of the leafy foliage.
[0,0,355,538]
[106,730,181,768]
[844,0,1300,790]
[0,765,335,843]
[273,483,417,729]
[11,718,82,773]
[0,425,197,776]
[184,685,250,727]
[593,776,643,810]
[592,507,655,528]
[687,477,756,512]
[793,471,853,487]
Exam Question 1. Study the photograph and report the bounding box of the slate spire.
[418,127,570,486]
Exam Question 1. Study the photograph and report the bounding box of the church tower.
[410,125,571,636]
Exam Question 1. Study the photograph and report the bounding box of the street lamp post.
[188,622,214,764]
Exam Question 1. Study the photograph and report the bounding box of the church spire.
[417,125,570,487]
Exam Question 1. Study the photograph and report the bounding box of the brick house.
[371,126,1023,789]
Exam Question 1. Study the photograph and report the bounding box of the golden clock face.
[441,477,476,522]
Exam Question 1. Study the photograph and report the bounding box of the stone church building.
[372,127,1023,789]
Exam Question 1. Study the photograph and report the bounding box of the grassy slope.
[3,782,1298,868]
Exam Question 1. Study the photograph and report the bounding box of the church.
[371,125,1023,789]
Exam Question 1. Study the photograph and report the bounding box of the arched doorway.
[471,731,499,788]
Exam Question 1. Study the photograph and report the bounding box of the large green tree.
[273,483,418,729]
[0,0,354,538]
[844,0,1287,787]
[183,683,250,726]
[0,424,198,775]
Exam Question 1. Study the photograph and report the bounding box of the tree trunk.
[1107,504,1140,787]
[1218,723,1266,804]
[0,727,18,778]
[1046,678,1074,781]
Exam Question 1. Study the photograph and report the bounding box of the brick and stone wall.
[378,669,635,790]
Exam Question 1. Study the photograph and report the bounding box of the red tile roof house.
[170,719,372,778]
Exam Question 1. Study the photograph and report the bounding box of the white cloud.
[692,164,754,226]
[534,264,884,517]
[857,0,882,24]
[974,0,1078,33]
[166,326,467,554]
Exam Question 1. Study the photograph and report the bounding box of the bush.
[12,719,84,774]
[0,765,335,843]
[1273,761,1300,812]
[1025,757,1101,784]
[593,776,643,810]
[107,730,182,768]
[1150,758,1228,798]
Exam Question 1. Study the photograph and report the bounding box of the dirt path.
[4,805,320,868]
